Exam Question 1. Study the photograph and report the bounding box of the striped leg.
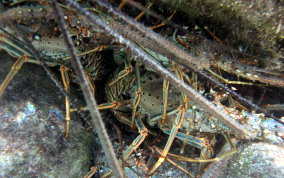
[123,117,148,160]
[0,55,29,97]
[147,106,186,175]
[60,66,71,137]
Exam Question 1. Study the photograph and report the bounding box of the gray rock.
[0,52,95,177]
[203,142,284,178]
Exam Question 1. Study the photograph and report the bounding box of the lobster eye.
[82,37,90,44]
[205,93,215,102]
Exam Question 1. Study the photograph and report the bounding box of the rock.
[156,0,284,55]
[0,52,95,177]
[202,142,284,178]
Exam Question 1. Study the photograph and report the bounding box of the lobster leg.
[150,10,176,30]
[153,146,194,178]
[118,0,127,9]
[161,129,208,150]
[181,73,197,153]
[207,69,258,85]
[70,100,130,111]
[108,55,133,87]
[164,147,237,163]
[84,166,98,178]
[130,62,142,129]
[85,71,95,97]
[123,117,148,160]
[60,66,99,137]
[147,106,186,175]
[69,100,132,127]
[149,108,179,126]
[199,142,214,174]
[107,67,133,86]
[97,100,131,110]
[151,111,210,149]
[0,55,29,97]
[161,79,170,124]
[134,1,154,21]
[60,65,71,137]
[60,66,96,137]
[153,145,236,178]
[0,31,59,98]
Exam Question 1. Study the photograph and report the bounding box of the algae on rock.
[155,0,284,70]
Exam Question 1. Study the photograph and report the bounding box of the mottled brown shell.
[133,71,180,118]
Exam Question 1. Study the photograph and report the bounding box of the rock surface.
[0,52,95,177]
[203,142,284,178]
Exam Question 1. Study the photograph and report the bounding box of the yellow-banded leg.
[207,68,252,111]
[118,0,127,9]
[180,73,198,154]
[150,108,209,149]
[232,97,249,111]
[150,10,176,30]
[207,69,259,86]
[118,0,155,21]
[108,66,132,85]
[114,63,147,160]
[61,67,99,137]
[134,1,155,21]
[130,62,142,129]
[117,0,174,30]
[84,166,98,178]
[123,117,148,160]
[159,64,185,126]
[204,26,223,44]
[60,66,71,137]
[98,100,131,110]
[173,64,191,154]
[70,100,131,111]
[86,71,95,97]
[108,57,141,128]
[180,68,213,172]
[161,128,209,150]
[147,105,186,175]
[199,137,215,174]
[167,149,237,163]
[172,63,188,108]
[153,146,194,178]
[70,100,132,127]
[153,146,236,177]
[161,79,169,124]
[108,57,133,87]
[99,100,133,126]
[148,64,188,175]
[0,55,29,97]
[62,45,108,60]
